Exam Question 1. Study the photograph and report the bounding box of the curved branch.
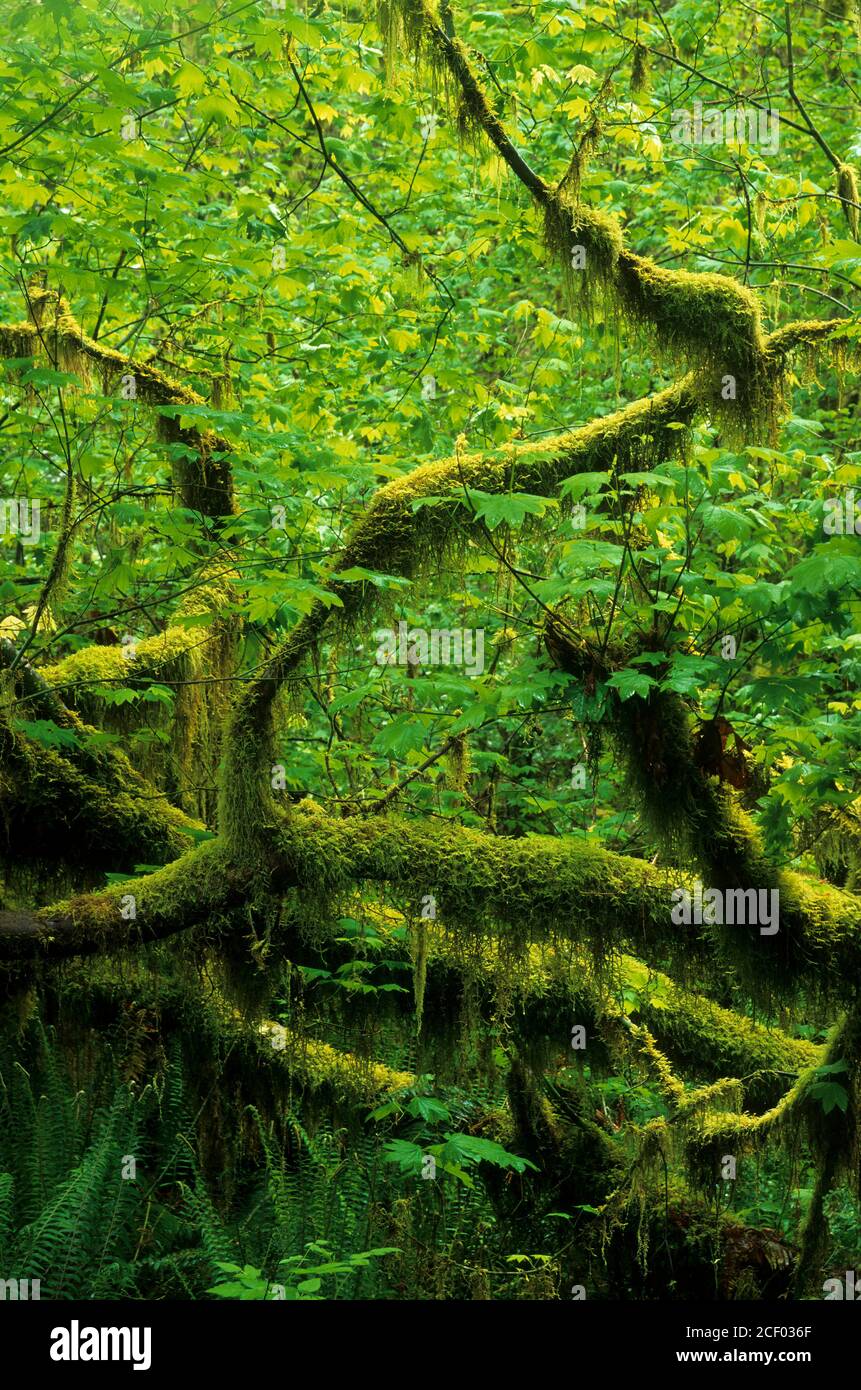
[219,307,851,850]
[5,808,861,1005]
[219,379,700,848]
[0,839,249,961]
[380,1,854,429]
[0,288,235,519]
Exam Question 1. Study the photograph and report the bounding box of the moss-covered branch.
[34,564,238,821]
[272,807,861,999]
[378,0,852,434]
[0,287,235,519]
[0,733,202,891]
[681,1006,861,1292]
[542,628,860,998]
[0,638,204,894]
[289,898,821,1110]
[5,805,860,1004]
[255,1021,413,1099]
[618,956,820,1111]
[220,303,851,851]
[34,962,413,1109]
[219,380,699,848]
[0,839,250,962]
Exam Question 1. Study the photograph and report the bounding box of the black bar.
[6,1296,857,1376]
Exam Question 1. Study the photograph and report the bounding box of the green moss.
[377,0,847,452]
[43,628,198,693]
[217,603,329,854]
[263,1020,413,1096]
[445,733,470,791]
[0,716,201,884]
[377,0,438,71]
[543,196,623,315]
[615,254,767,428]
[812,804,861,891]
[270,808,861,1003]
[630,44,650,97]
[763,317,849,360]
[219,384,697,844]
[621,954,821,1111]
[679,1008,860,1268]
[0,322,37,360]
[276,806,674,961]
[0,838,243,962]
[42,564,238,821]
[0,289,235,518]
[285,890,816,1103]
[838,163,860,239]
[629,1022,687,1105]
[347,379,694,576]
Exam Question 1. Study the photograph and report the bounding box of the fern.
[17,1085,140,1298]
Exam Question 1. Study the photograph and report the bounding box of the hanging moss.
[619,955,821,1111]
[411,915,429,1035]
[543,624,758,870]
[42,563,238,821]
[252,1020,413,1099]
[218,383,698,846]
[837,163,860,239]
[558,119,604,202]
[0,713,201,887]
[0,288,236,519]
[629,1021,687,1106]
[680,1008,860,1264]
[630,43,650,97]
[812,804,861,891]
[267,807,861,1006]
[613,252,770,433]
[543,195,623,316]
[276,884,817,1105]
[445,733,470,791]
[218,599,330,855]
[0,838,248,962]
[542,632,861,1001]
[0,322,36,361]
[602,1176,794,1298]
[374,3,853,446]
[32,961,413,1147]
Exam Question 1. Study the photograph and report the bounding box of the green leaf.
[405,1095,452,1123]
[605,669,658,701]
[807,1081,849,1115]
[464,489,557,530]
[16,719,81,749]
[371,714,427,757]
